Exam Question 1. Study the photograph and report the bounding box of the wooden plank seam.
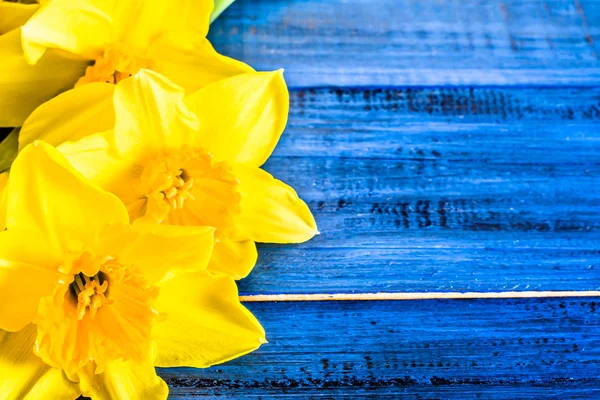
[240,291,600,302]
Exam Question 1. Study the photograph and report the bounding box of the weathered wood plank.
[168,383,600,399]
[169,385,600,400]
[160,298,600,398]
[238,86,600,294]
[208,0,600,87]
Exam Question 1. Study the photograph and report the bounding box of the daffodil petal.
[234,166,318,243]
[57,132,144,208]
[112,69,199,154]
[0,172,8,230]
[208,238,257,280]
[151,37,253,92]
[0,29,88,127]
[0,2,38,35]
[78,357,168,400]
[185,70,289,166]
[19,83,115,150]
[114,222,214,284]
[154,270,265,368]
[118,0,213,50]
[0,230,61,331]
[6,141,129,253]
[0,325,80,400]
[21,0,116,63]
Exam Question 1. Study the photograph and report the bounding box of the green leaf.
[210,0,236,23]
[0,128,19,173]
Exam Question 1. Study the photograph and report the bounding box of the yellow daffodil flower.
[0,0,251,127]
[0,141,265,399]
[19,69,318,279]
[0,1,88,126]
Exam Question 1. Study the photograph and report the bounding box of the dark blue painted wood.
[238,86,600,294]
[208,0,600,87]
[160,298,600,398]
[168,383,600,399]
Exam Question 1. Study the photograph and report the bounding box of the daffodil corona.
[0,0,250,127]
[19,69,318,279]
[0,142,265,399]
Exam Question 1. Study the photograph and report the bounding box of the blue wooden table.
[161,0,600,398]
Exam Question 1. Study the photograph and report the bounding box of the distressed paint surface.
[161,298,600,398]
[189,0,600,397]
[171,0,600,397]
[238,87,600,294]
[208,0,600,87]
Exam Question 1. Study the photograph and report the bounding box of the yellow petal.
[153,270,265,368]
[116,0,213,50]
[0,172,7,230]
[207,238,257,280]
[112,69,199,154]
[151,37,253,92]
[234,166,318,243]
[78,357,168,400]
[6,141,129,253]
[0,29,88,127]
[0,2,38,35]
[21,0,116,63]
[0,325,80,400]
[19,83,115,150]
[113,222,215,284]
[185,70,289,166]
[0,229,61,331]
[21,0,212,62]
[57,132,143,209]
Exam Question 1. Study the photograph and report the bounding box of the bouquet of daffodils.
[0,1,317,398]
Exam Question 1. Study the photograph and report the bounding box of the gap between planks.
[239,291,600,302]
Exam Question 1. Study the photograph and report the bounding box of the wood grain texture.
[237,86,600,295]
[160,298,600,398]
[168,384,600,399]
[208,0,600,87]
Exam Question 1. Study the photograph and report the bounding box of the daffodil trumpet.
[0,141,265,399]
[18,69,318,279]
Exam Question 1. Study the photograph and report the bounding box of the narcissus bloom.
[0,141,265,399]
[20,69,318,279]
[0,1,87,126]
[0,0,250,126]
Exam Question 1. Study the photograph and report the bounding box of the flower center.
[135,148,241,232]
[68,271,112,320]
[140,156,196,222]
[35,249,158,378]
[156,165,195,211]
[75,46,154,87]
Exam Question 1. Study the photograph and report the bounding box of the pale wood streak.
[240,291,600,302]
